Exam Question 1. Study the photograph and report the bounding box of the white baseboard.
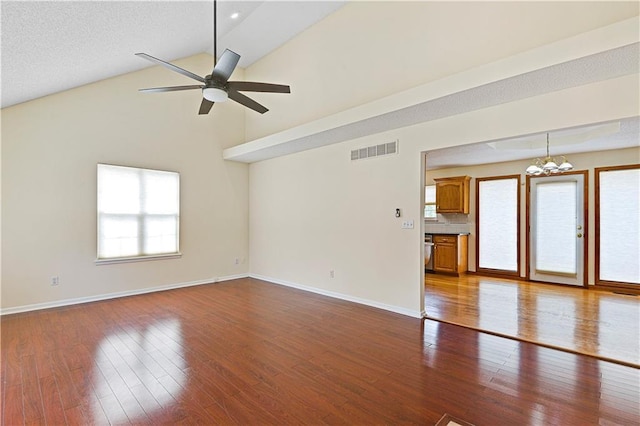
[250,273,423,319]
[1,273,421,319]
[0,273,249,316]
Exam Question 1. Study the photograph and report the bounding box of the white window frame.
[96,164,181,265]
[424,185,437,221]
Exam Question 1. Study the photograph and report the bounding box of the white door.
[529,174,585,286]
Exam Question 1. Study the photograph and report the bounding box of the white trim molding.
[250,273,423,319]
[0,273,249,316]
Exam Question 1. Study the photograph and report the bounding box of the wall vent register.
[351,140,398,161]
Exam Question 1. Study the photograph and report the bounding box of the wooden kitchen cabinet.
[433,234,468,276]
[434,176,471,214]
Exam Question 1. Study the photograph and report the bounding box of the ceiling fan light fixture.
[203,87,228,102]
[135,0,289,115]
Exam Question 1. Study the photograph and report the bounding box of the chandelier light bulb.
[526,164,542,175]
[558,157,574,171]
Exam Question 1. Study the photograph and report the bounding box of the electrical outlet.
[51,276,59,286]
[234,257,240,265]
[401,220,414,229]
[330,270,335,279]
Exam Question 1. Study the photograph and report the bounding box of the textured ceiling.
[0,0,345,108]
[426,117,640,170]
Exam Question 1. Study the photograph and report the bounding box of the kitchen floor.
[424,273,639,367]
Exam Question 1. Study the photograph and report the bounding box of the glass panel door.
[477,176,519,274]
[598,167,640,285]
[529,174,585,286]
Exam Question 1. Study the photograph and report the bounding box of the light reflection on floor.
[91,318,185,423]
[425,274,640,366]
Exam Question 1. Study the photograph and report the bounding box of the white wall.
[1,54,250,312]
[244,1,639,141]
[245,2,639,317]
[426,146,640,283]
[249,75,639,316]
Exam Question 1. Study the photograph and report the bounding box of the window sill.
[95,253,182,265]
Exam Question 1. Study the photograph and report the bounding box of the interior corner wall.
[1,54,250,311]
[249,74,639,316]
[243,2,638,316]
[426,146,640,284]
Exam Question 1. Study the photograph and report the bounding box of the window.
[476,175,520,275]
[97,164,180,262]
[596,165,640,287]
[424,185,436,219]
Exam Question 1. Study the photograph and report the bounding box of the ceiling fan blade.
[136,53,205,83]
[228,82,291,94]
[198,98,214,115]
[212,49,241,81]
[139,85,204,93]
[228,90,268,114]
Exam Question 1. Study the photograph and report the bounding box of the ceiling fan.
[135,0,290,115]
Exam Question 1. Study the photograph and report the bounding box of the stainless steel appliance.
[424,234,434,271]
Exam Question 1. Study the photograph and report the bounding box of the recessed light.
[230,12,239,19]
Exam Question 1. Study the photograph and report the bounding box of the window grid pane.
[98,164,179,259]
[424,185,436,219]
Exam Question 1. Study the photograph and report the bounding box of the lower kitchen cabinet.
[433,234,468,276]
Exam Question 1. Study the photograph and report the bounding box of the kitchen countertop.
[425,232,470,236]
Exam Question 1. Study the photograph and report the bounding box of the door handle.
[577,233,583,238]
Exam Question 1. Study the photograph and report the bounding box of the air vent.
[351,140,398,161]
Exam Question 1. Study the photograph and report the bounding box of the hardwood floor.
[425,273,640,367]
[2,277,639,425]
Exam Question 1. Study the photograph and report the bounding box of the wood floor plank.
[425,272,640,366]
[2,277,639,425]
[3,385,25,425]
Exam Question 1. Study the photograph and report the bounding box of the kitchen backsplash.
[424,213,471,234]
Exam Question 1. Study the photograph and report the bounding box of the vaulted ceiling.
[1,1,345,108]
[2,1,638,167]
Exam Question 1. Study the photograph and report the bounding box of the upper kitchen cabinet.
[434,176,471,214]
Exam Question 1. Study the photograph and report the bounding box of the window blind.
[478,178,518,272]
[97,164,180,260]
[599,168,640,284]
[424,185,436,219]
[535,181,577,274]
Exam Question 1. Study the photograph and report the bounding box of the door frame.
[525,170,588,287]
[475,174,521,278]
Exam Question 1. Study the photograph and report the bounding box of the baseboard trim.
[250,273,423,319]
[0,273,250,316]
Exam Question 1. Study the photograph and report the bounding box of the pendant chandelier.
[525,133,573,176]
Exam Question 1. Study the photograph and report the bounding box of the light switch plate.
[401,220,414,229]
